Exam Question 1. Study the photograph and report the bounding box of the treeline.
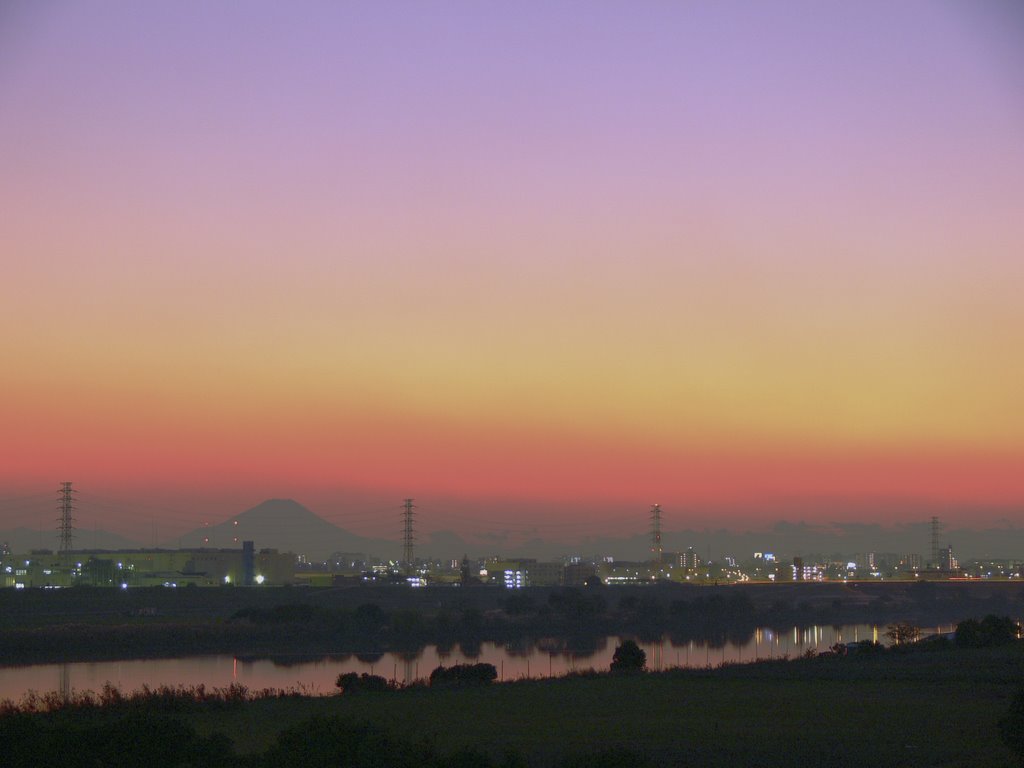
[3,582,1022,665]
[172,582,1024,651]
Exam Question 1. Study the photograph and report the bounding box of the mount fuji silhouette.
[174,499,398,560]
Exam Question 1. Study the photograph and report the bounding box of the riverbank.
[3,581,1020,665]
[2,642,1021,767]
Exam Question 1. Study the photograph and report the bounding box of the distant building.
[677,547,701,570]
[789,557,818,580]
[899,554,922,571]
[1,546,296,588]
[940,545,959,572]
[503,569,527,588]
[600,561,650,584]
[488,558,564,587]
[856,553,877,570]
[329,552,368,571]
[563,562,597,587]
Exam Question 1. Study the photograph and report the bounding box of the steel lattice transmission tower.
[401,498,416,575]
[650,503,663,566]
[57,481,76,554]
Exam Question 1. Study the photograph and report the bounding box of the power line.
[0,492,56,505]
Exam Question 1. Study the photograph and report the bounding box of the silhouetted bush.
[610,640,646,672]
[336,672,392,693]
[845,640,884,655]
[956,615,1019,648]
[429,663,498,686]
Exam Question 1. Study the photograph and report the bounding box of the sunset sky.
[1,2,1022,544]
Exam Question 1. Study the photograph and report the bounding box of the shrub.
[610,640,646,672]
[957,615,1019,648]
[336,673,391,694]
[429,663,498,686]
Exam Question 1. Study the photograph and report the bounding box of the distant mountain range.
[3,498,1023,562]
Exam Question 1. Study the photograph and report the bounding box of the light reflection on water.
[0,622,955,702]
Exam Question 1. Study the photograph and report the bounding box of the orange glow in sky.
[1,2,1022,541]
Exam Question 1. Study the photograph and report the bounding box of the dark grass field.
[176,645,1022,767]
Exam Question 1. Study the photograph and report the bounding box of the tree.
[956,618,985,647]
[354,602,385,625]
[982,615,1020,645]
[957,615,1020,648]
[884,622,921,646]
[610,640,646,672]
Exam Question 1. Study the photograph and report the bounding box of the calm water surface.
[0,623,955,703]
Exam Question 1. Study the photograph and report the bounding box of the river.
[0,622,956,703]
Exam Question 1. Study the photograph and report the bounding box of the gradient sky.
[1,1,1022,544]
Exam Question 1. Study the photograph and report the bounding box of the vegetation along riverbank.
[2,617,1023,767]
[3,580,1021,665]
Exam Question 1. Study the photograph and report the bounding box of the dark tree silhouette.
[335,672,390,693]
[429,663,498,686]
[610,640,646,672]
[884,622,921,645]
[957,615,1019,648]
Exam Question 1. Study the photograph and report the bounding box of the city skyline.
[2,3,1022,540]
[3,492,1024,565]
